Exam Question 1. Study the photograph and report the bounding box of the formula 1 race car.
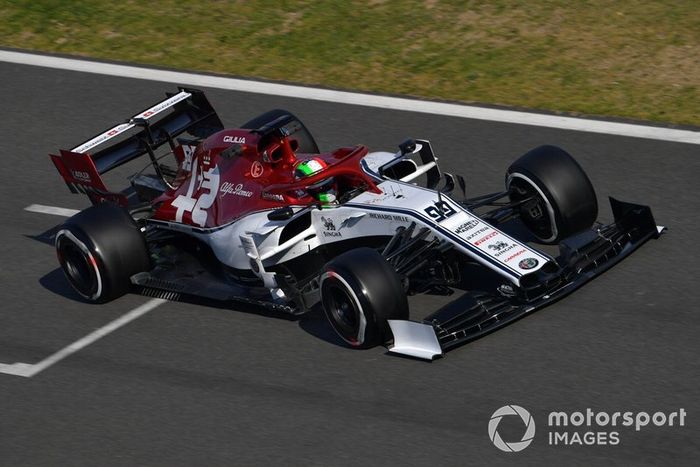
[49,88,664,360]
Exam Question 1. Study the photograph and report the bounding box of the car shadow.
[24,225,62,247]
[39,267,92,304]
[297,306,348,348]
[39,266,302,322]
[170,294,300,322]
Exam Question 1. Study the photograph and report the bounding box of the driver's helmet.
[294,157,338,204]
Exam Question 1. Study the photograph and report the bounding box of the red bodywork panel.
[50,149,128,206]
[152,129,379,228]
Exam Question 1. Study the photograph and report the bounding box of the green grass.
[1,0,698,125]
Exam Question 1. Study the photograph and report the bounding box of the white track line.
[0,204,164,378]
[25,203,79,217]
[0,299,165,377]
[2,49,698,145]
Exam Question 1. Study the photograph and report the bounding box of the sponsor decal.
[250,160,264,178]
[70,170,91,183]
[518,257,539,269]
[134,92,190,120]
[223,135,246,144]
[476,235,528,265]
[261,192,284,202]
[488,241,509,252]
[321,216,341,237]
[490,242,520,258]
[368,212,410,223]
[424,200,457,223]
[474,231,498,246]
[369,213,392,221]
[322,216,336,230]
[466,226,490,240]
[505,249,527,262]
[220,182,253,198]
[72,123,131,152]
[455,220,479,234]
[72,92,191,153]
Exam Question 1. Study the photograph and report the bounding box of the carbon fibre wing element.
[49,88,223,205]
[388,197,665,359]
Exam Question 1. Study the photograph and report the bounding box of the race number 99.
[424,201,456,223]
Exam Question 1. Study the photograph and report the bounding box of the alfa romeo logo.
[488,405,536,452]
[250,160,264,178]
[518,257,539,270]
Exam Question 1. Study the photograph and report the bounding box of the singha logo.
[321,216,336,231]
[489,241,509,252]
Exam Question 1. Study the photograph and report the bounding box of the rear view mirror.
[267,206,294,221]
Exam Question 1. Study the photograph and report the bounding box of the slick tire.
[320,248,408,349]
[506,145,598,244]
[242,109,320,154]
[55,203,150,303]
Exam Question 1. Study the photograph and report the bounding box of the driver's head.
[294,157,327,179]
[295,158,338,204]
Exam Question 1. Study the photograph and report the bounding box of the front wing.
[388,197,665,360]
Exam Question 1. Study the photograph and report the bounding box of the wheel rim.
[324,282,360,343]
[508,176,557,242]
[56,234,99,299]
[330,284,358,327]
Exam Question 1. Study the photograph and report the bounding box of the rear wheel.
[56,203,150,303]
[506,145,598,244]
[321,248,408,349]
[241,108,319,154]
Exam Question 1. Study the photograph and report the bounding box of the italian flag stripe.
[298,163,316,175]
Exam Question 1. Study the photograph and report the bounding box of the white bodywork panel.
[345,180,552,284]
[388,320,443,360]
[155,151,552,287]
[362,150,398,173]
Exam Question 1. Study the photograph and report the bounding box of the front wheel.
[320,248,408,349]
[506,145,598,244]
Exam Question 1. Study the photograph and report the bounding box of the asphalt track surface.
[0,60,698,466]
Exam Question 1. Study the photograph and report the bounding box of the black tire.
[55,203,150,303]
[506,145,598,244]
[320,248,408,349]
[241,109,320,154]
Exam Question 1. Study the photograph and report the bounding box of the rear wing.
[50,87,224,206]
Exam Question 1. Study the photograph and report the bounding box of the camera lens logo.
[488,405,536,452]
